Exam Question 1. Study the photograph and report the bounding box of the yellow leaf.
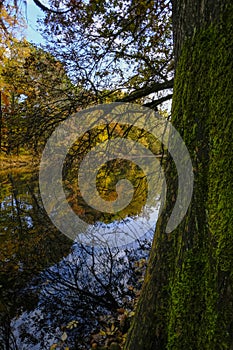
[50,344,57,350]
[61,332,68,341]
[100,329,106,336]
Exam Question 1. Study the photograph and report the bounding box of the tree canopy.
[0,39,88,154]
[0,0,174,155]
[35,0,174,108]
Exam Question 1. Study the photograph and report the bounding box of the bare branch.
[117,79,174,103]
[143,93,173,109]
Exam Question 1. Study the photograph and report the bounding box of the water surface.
[0,166,159,349]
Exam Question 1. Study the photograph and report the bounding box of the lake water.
[0,167,160,349]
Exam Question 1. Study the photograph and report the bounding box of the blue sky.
[25,0,46,44]
[23,1,172,111]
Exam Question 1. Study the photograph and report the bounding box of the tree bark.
[124,1,233,349]
[172,0,226,64]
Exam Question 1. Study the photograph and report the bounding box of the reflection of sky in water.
[78,202,160,248]
[10,203,160,349]
[0,197,34,230]
[1,171,160,348]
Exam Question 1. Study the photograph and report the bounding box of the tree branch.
[33,0,70,14]
[143,93,173,109]
[116,79,174,103]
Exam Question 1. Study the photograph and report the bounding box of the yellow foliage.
[0,2,26,42]
[0,2,28,110]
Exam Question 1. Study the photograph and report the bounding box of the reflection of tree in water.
[0,170,71,349]
[63,122,163,225]
[12,239,152,349]
[0,169,157,349]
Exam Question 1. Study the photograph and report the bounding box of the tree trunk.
[124,1,233,349]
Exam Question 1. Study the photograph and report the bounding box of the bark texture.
[124,1,233,349]
[172,0,227,63]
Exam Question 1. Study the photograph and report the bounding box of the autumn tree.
[0,40,89,154]
[30,0,174,108]
[0,0,26,153]
[124,1,233,349]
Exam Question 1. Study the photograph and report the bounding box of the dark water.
[0,169,72,348]
[0,168,158,349]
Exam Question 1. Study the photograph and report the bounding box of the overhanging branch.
[116,79,174,103]
[143,93,173,109]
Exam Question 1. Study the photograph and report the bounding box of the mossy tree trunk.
[124,1,233,349]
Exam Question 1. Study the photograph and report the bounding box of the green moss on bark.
[124,4,233,350]
[168,12,233,349]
